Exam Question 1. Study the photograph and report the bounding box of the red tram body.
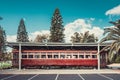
[8,42,109,69]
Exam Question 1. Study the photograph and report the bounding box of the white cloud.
[89,27,104,37]
[89,18,95,21]
[7,30,50,42]
[7,35,16,42]
[106,5,120,15]
[64,19,104,42]
[29,30,50,41]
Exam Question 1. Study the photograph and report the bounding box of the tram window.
[22,55,27,58]
[73,55,78,58]
[66,55,72,59]
[60,55,65,59]
[86,55,91,58]
[35,55,40,58]
[54,55,59,58]
[41,55,46,58]
[48,55,52,58]
[92,55,97,58]
[79,55,84,58]
[28,55,33,58]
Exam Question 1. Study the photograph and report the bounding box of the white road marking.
[78,74,85,80]
[27,74,39,80]
[1,74,18,80]
[55,74,59,80]
[98,74,114,80]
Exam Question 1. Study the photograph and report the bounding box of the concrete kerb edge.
[0,69,120,74]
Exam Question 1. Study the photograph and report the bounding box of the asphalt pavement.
[0,74,120,80]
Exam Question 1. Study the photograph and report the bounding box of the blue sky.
[0,0,120,42]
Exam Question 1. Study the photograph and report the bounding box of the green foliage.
[71,31,98,43]
[49,8,65,42]
[100,19,120,62]
[115,55,120,63]
[17,18,29,42]
[0,26,6,54]
[0,61,12,69]
[34,34,49,42]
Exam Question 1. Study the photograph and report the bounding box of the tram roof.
[6,42,111,47]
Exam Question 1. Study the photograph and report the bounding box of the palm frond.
[101,19,120,62]
[115,42,120,53]
[100,46,110,52]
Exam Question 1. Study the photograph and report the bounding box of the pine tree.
[0,26,6,54]
[49,8,65,42]
[17,18,29,42]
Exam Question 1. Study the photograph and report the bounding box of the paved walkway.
[0,69,120,74]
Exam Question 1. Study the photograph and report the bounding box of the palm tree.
[34,34,49,43]
[71,31,98,43]
[100,19,120,62]
[71,32,80,43]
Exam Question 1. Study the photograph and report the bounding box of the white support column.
[97,43,100,70]
[19,43,21,70]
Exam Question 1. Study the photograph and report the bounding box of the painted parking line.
[78,74,85,80]
[80,74,113,80]
[1,74,18,80]
[103,74,120,80]
[28,74,39,80]
[0,74,119,80]
[0,74,13,79]
[1,74,36,80]
[55,74,59,80]
[29,74,57,80]
[98,74,114,80]
[58,74,82,80]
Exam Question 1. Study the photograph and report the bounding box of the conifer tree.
[0,26,6,54]
[49,8,65,42]
[17,18,29,42]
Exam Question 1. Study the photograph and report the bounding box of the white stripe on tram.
[78,74,85,80]
[98,74,114,80]
[27,74,39,80]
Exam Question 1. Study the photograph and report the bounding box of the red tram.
[7,42,109,69]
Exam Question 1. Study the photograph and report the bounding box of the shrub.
[115,55,120,63]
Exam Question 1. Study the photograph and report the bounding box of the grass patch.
[0,61,12,69]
